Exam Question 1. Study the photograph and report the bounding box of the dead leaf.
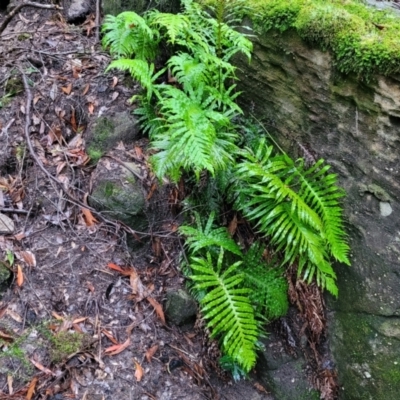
[19,251,36,267]
[134,360,144,382]
[228,214,238,236]
[81,207,97,226]
[16,265,24,287]
[61,83,72,95]
[7,374,13,395]
[82,83,90,95]
[111,91,119,101]
[145,345,159,363]
[111,76,118,88]
[26,377,38,400]
[49,82,58,101]
[7,309,22,323]
[102,329,119,345]
[0,330,14,342]
[12,231,26,241]
[30,358,55,375]
[0,305,8,319]
[146,183,158,201]
[104,337,130,356]
[107,262,132,276]
[70,106,77,132]
[147,297,165,324]
[33,94,42,105]
[88,102,95,115]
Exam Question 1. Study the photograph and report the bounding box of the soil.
[0,3,274,400]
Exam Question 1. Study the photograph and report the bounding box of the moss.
[48,331,89,363]
[202,0,400,80]
[87,117,114,163]
[333,312,400,399]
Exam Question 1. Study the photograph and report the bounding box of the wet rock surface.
[237,29,400,399]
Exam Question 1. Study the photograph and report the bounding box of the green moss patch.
[203,0,400,79]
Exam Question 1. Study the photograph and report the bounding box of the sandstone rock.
[236,29,400,399]
[165,289,197,326]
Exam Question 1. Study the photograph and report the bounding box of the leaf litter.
[0,3,273,400]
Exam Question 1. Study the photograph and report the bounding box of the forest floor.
[0,2,275,400]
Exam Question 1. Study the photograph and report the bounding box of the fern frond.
[242,243,288,320]
[150,85,237,181]
[190,249,258,372]
[106,60,164,100]
[147,11,190,44]
[179,211,241,255]
[233,138,348,296]
[102,12,157,60]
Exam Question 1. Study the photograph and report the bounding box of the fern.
[190,249,259,372]
[233,138,349,296]
[241,243,288,320]
[106,59,165,101]
[179,211,241,255]
[101,12,158,60]
[150,84,238,181]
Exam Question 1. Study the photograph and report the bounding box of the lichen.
[201,0,400,80]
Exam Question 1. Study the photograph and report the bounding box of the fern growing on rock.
[233,137,350,296]
[102,0,350,379]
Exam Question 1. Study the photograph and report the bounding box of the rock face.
[236,30,400,399]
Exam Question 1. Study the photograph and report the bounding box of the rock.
[165,289,197,326]
[235,28,400,399]
[63,0,94,22]
[87,111,140,162]
[0,213,14,234]
[379,201,393,217]
[89,156,148,232]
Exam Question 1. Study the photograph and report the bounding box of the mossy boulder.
[165,289,197,326]
[330,312,400,399]
[87,111,139,163]
[89,156,147,232]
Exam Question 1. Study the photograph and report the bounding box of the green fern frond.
[190,249,258,372]
[179,211,241,255]
[150,85,237,181]
[102,12,157,59]
[234,138,348,296]
[148,11,190,44]
[106,59,165,100]
[242,243,289,320]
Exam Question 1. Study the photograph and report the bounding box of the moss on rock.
[203,0,400,79]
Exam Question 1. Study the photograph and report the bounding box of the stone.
[235,28,400,399]
[379,201,392,217]
[0,213,14,234]
[165,289,197,326]
[89,156,148,232]
[63,0,94,22]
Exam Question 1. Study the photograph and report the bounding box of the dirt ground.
[0,2,275,399]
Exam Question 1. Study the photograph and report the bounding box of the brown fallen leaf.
[147,297,165,325]
[16,265,24,287]
[107,262,132,276]
[26,376,38,400]
[82,83,90,95]
[145,344,159,363]
[61,83,72,95]
[19,251,36,267]
[228,214,238,236]
[102,329,119,345]
[134,360,144,382]
[7,374,13,395]
[104,337,131,356]
[81,207,97,226]
[0,329,14,342]
[30,358,55,375]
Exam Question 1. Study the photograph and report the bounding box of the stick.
[0,1,63,36]
[95,0,101,43]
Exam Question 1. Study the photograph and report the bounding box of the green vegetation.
[202,0,400,79]
[102,0,350,375]
[46,330,89,363]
